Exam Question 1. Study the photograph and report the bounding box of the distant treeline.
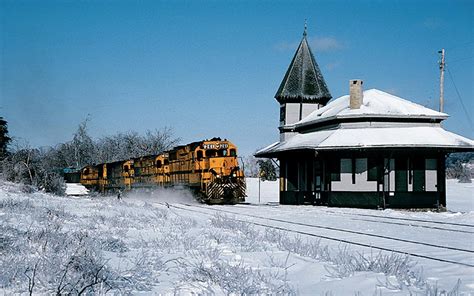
[446,152,473,181]
[0,118,180,195]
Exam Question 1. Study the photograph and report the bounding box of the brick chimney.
[349,79,363,109]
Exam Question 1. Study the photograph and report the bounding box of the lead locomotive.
[80,138,246,204]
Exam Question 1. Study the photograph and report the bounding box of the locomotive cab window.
[164,159,169,165]
[217,149,227,157]
[206,150,217,157]
[124,165,129,173]
[230,149,236,157]
[84,168,90,175]
[156,160,162,168]
[196,150,203,160]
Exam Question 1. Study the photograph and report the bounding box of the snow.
[297,89,448,127]
[446,179,474,213]
[245,178,279,204]
[1,178,473,294]
[65,183,89,196]
[257,88,473,156]
[257,125,474,156]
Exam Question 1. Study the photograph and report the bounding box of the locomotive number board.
[202,143,229,150]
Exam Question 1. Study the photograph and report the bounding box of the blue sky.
[1,0,473,156]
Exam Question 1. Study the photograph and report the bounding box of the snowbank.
[245,177,279,204]
[1,179,473,294]
[446,179,474,213]
[65,183,89,196]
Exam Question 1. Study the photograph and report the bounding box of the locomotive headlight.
[232,173,236,177]
[217,175,221,178]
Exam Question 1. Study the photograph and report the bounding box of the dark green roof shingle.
[275,34,332,104]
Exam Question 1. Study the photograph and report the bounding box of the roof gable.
[275,34,332,104]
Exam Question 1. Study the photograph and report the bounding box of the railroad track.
[158,202,474,268]
[322,209,474,229]
[240,204,474,234]
[348,217,474,234]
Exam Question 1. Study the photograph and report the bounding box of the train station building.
[255,29,474,208]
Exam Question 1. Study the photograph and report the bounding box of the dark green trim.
[328,192,382,209]
[385,192,439,208]
[280,190,441,209]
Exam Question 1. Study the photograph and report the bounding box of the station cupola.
[276,25,332,141]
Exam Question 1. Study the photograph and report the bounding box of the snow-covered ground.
[245,177,280,204]
[446,179,474,213]
[1,178,473,295]
[65,183,89,196]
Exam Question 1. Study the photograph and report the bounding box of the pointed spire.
[303,19,307,37]
[275,26,332,105]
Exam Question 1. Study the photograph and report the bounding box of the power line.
[445,41,474,51]
[446,67,473,128]
[449,56,474,64]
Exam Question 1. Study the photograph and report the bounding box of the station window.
[368,157,382,182]
[412,157,425,192]
[395,158,408,192]
[351,158,356,184]
[287,161,298,191]
[329,159,341,181]
[280,105,286,123]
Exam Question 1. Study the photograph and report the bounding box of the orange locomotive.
[80,138,246,204]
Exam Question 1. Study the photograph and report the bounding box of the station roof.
[295,89,448,130]
[255,125,474,158]
[257,87,473,157]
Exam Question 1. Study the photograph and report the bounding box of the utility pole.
[438,48,445,113]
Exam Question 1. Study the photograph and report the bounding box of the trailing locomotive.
[80,138,246,204]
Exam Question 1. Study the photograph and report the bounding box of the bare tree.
[0,116,11,160]
[1,139,66,194]
[243,155,259,177]
[95,127,180,163]
[71,119,95,168]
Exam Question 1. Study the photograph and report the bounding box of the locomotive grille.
[206,177,246,203]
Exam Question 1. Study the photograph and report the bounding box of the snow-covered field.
[1,178,472,295]
[446,179,474,213]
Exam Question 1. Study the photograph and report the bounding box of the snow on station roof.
[295,89,448,129]
[256,126,474,157]
[256,88,473,157]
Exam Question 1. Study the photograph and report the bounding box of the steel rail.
[237,204,474,232]
[349,218,474,234]
[160,202,474,268]
[185,203,474,254]
[321,209,474,228]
